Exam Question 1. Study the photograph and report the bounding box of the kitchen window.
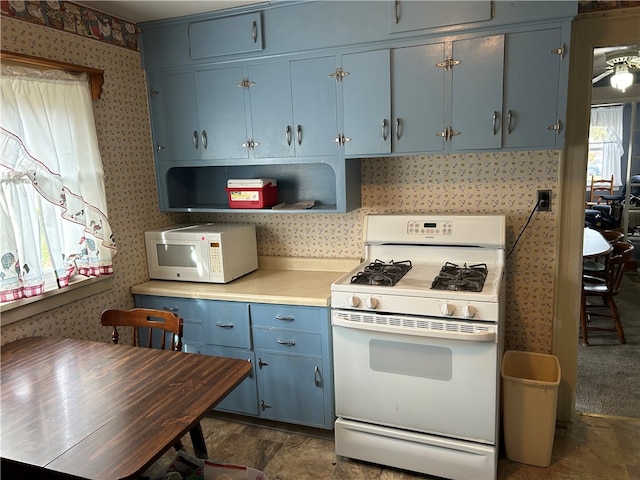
[0,57,116,309]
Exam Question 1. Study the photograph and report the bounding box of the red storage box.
[226,179,278,209]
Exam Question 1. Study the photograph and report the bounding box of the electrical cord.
[506,198,542,260]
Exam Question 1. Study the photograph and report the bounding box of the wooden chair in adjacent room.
[100,308,208,458]
[580,242,635,346]
[589,175,615,204]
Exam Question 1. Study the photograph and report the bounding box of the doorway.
[554,7,640,422]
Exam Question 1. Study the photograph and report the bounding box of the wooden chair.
[580,242,634,346]
[100,308,208,458]
[589,175,614,203]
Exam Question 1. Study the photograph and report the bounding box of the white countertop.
[131,257,360,307]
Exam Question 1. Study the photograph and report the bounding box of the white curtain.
[0,64,116,303]
[589,105,624,187]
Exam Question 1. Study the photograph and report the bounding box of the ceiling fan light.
[610,64,634,92]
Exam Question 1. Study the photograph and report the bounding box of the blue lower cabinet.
[134,295,334,429]
[255,351,326,428]
[200,345,259,416]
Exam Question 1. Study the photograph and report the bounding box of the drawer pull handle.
[314,366,322,387]
[275,315,294,322]
[276,339,295,346]
[163,306,179,312]
[216,322,234,329]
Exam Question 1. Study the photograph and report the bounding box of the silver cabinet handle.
[492,111,498,135]
[276,339,296,346]
[285,125,292,146]
[382,119,388,141]
[275,315,294,321]
[216,322,234,328]
[296,124,302,145]
[261,400,271,410]
[201,130,207,149]
[162,306,178,312]
[395,118,401,140]
[192,130,198,149]
[258,357,268,369]
[507,110,513,134]
[251,20,257,43]
[156,143,165,152]
[314,366,322,387]
[547,119,561,133]
[394,0,400,23]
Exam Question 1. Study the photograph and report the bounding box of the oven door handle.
[332,317,497,342]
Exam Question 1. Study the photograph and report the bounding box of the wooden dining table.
[0,336,252,480]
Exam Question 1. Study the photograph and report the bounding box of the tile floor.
[153,412,640,480]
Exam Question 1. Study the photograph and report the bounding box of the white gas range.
[331,214,506,480]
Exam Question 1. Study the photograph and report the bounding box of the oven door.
[332,310,499,444]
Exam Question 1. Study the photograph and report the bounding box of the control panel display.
[407,220,453,235]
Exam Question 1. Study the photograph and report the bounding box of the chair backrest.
[101,308,183,351]
[605,242,635,296]
[600,229,624,244]
[590,175,614,202]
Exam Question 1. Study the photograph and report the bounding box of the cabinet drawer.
[250,304,328,332]
[189,12,262,59]
[203,302,251,349]
[134,295,205,344]
[253,327,322,355]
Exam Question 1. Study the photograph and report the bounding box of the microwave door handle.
[332,316,496,342]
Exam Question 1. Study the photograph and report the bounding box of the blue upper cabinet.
[290,56,340,157]
[249,56,339,159]
[195,67,250,160]
[389,0,493,34]
[449,35,505,151]
[342,49,391,156]
[502,28,565,148]
[392,43,446,154]
[148,72,201,162]
[189,12,263,59]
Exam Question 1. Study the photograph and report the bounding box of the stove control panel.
[407,220,453,236]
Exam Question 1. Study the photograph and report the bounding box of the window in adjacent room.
[587,105,624,188]
[0,62,117,304]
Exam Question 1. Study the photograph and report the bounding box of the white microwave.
[145,223,258,283]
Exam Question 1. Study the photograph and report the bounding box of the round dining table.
[583,227,613,258]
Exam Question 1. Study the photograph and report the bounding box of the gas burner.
[350,259,412,286]
[431,262,488,292]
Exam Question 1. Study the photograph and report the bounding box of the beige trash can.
[501,350,561,467]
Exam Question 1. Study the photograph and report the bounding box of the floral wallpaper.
[0,1,139,50]
[1,12,561,355]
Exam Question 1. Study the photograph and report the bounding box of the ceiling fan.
[592,48,640,91]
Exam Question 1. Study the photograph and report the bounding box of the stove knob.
[463,305,476,319]
[365,297,378,309]
[347,295,360,308]
[440,303,454,316]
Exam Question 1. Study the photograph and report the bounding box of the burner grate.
[431,262,488,292]
[350,259,412,286]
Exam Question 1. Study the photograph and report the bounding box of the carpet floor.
[576,265,640,418]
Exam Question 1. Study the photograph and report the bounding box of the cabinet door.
[392,43,446,153]
[503,29,562,148]
[189,12,262,60]
[148,72,201,162]
[248,61,295,159]
[256,352,326,427]
[343,49,391,156]
[290,56,339,157]
[451,35,504,150]
[201,345,258,416]
[389,0,492,34]
[196,67,249,160]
